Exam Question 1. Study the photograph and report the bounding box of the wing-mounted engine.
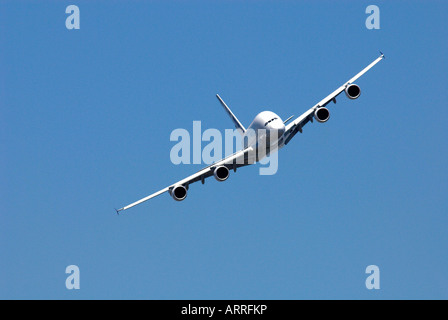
[345,83,361,99]
[170,185,187,201]
[314,107,330,123]
[213,166,229,182]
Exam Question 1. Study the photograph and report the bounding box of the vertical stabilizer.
[216,94,246,135]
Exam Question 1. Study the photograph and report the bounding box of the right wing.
[116,146,255,213]
[284,53,385,145]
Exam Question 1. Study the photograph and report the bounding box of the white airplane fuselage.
[243,111,286,161]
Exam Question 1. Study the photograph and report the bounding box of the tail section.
[216,94,246,135]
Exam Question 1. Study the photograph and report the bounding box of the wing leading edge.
[284,53,385,145]
[116,146,254,213]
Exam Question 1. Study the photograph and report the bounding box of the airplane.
[116,53,385,213]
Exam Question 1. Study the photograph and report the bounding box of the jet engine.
[314,107,330,123]
[170,185,187,201]
[214,166,229,182]
[345,83,361,99]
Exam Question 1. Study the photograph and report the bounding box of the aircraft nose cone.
[270,121,285,136]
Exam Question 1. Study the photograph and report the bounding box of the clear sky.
[1,1,447,299]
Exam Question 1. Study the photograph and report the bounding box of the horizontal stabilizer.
[283,115,294,124]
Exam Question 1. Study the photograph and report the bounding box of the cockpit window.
[264,117,278,126]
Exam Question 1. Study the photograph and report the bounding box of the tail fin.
[216,94,246,135]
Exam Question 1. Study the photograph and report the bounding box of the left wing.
[284,53,384,145]
[116,146,254,213]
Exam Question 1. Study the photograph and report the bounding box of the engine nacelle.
[170,185,187,201]
[345,83,361,99]
[314,107,330,123]
[213,166,229,182]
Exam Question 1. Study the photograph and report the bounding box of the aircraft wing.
[284,53,385,145]
[116,146,255,213]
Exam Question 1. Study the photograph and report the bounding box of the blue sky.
[1,1,447,299]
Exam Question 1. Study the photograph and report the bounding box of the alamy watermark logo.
[65,265,80,290]
[365,265,380,289]
[66,5,80,30]
[169,121,279,175]
[365,5,380,30]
